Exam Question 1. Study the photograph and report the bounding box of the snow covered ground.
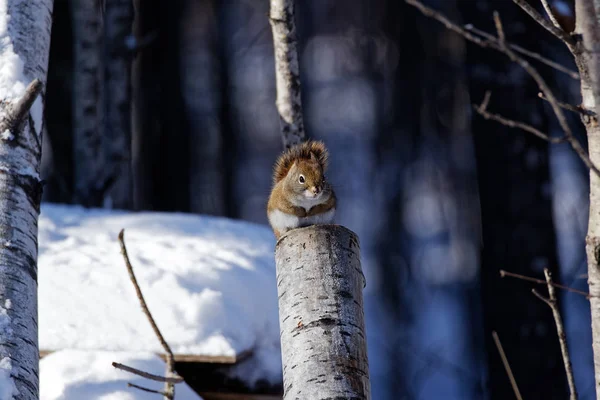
[37,203,281,399]
[40,350,203,400]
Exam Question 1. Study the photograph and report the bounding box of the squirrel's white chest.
[268,208,335,233]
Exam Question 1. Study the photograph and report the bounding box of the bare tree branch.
[500,269,591,297]
[463,25,579,79]
[493,11,600,176]
[405,0,600,176]
[532,288,553,306]
[493,11,506,43]
[492,331,523,400]
[112,362,183,384]
[0,79,43,136]
[128,382,168,396]
[512,0,575,46]
[118,229,180,399]
[538,92,598,118]
[531,269,578,400]
[406,0,489,46]
[474,91,566,143]
[407,0,579,79]
[540,0,563,30]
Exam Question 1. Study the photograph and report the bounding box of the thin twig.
[475,91,566,143]
[493,11,506,43]
[464,25,579,79]
[532,269,578,400]
[512,0,574,46]
[406,0,489,46]
[494,12,600,176]
[532,289,553,306]
[412,0,579,79]
[538,92,597,117]
[405,0,600,176]
[492,331,523,400]
[118,229,179,399]
[128,382,168,396]
[112,362,183,384]
[540,0,563,30]
[500,269,591,298]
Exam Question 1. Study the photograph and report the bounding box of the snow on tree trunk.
[71,0,105,207]
[0,1,54,398]
[269,0,305,149]
[103,0,133,209]
[275,225,371,399]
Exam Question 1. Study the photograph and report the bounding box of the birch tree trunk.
[71,0,105,207]
[103,0,133,209]
[269,0,305,149]
[576,0,600,396]
[275,225,371,399]
[0,1,54,398]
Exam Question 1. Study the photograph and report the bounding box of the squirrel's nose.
[312,186,320,195]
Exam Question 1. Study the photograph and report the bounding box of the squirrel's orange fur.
[272,141,329,185]
[267,140,336,240]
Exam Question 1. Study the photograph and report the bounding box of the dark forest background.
[41,0,593,398]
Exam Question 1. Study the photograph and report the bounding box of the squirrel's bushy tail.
[272,140,329,184]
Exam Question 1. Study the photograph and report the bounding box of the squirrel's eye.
[299,175,305,184]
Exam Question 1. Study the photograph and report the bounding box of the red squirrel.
[267,140,337,239]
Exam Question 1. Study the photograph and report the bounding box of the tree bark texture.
[581,70,600,400]
[275,225,371,399]
[0,1,53,399]
[577,0,600,118]
[104,0,133,209]
[269,0,306,149]
[573,1,600,397]
[71,0,105,207]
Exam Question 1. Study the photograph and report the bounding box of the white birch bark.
[574,1,600,397]
[103,0,133,209]
[275,225,371,399]
[576,0,600,117]
[71,0,105,207]
[269,0,305,148]
[0,1,54,398]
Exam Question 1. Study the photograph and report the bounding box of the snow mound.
[38,203,281,385]
[0,356,18,399]
[40,350,202,400]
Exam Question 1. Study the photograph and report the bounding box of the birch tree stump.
[275,225,371,399]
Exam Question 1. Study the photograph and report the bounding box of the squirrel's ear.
[310,152,317,162]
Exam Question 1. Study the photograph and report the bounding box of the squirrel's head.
[286,152,327,200]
